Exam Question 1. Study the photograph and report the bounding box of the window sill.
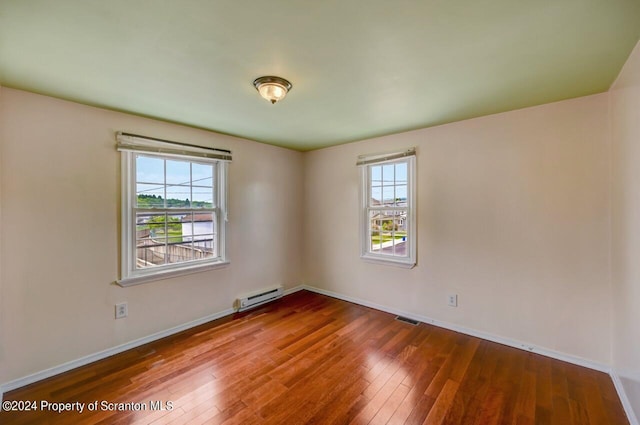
[360,254,416,269]
[116,261,230,287]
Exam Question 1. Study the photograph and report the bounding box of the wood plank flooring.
[0,290,629,424]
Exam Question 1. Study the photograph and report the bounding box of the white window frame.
[117,133,230,286]
[359,149,416,268]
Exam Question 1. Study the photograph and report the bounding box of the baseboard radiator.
[235,286,284,312]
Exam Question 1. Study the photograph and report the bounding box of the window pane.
[148,212,216,263]
[371,229,381,252]
[196,213,216,254]
[136,184,165,207]
[166,185,191,208]
[136,155,164,184]
[178,212,195,262]
[167,245,190,264]
[166,159,191,185]
[181,212,194,240]
[382,164,395,183]
[371,166,382,186]
[192,187,214,208]
[165,213,186,263]
[136,245,166,268]
[369,211,383,252]
[137,212,165,238]
[395,185,407,206]
[368,210,408,257]
[192,163,214,187]
[392,217,408,257]
[136,212,167,268]
[191,212,215,259]
[192,213,215,238]
[165,213,184,244]
[395,162,407,184]
[371,186,382,206]
[182,212,214,241]
[382,187,394,205]
[193,235,215,260]
[144,212,168,238]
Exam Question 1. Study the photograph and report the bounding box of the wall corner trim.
[283,285,306,296]
[610,369,640,425]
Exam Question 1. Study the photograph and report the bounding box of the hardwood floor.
[0,290,629,424]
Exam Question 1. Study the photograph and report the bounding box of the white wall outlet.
[115,302,128,319]
[447,294,458,307]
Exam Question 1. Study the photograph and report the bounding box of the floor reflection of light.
[127,371,220,424]
[366,351,382,370]
[359,344,418,424]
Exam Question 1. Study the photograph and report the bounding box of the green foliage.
[136,194,213,244]
[371,231,407,245]
[382,220,396,231]
[138,212,183,243]
[137,194,212,208]
[137,194,164,208]
[147,215,181,232]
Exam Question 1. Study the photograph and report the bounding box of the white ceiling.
[1,1,639,150]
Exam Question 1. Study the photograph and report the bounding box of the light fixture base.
[253,76,292,104]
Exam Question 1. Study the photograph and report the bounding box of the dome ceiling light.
[252,76,292,104]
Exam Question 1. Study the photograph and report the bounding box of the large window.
[359,149,416,268]
[117,133,230,286]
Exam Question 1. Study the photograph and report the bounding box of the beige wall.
[0,88,304,384]
[304,93,611,365]
[611,41,640,420]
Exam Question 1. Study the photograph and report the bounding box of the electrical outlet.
[447,294,458,307]
[115,302,128,319]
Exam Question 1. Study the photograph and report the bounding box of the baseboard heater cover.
[236,286,284,311]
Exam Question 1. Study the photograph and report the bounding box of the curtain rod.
[119,132,232,154]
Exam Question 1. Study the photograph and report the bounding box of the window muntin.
[119,151,228,285]
[360,154,415,267]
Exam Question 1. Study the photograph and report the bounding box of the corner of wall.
[609,39,640,425]
[611,369,640,425]
[0,83,5,393]
[607,64,615,370]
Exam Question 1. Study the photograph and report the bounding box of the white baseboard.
[298,284,609,373]
[283,285,305,296]
[0,286,307,398]
[0,307,235,397]
[299,285,640,425]
[0,284,623,418]
[611,369,640,425]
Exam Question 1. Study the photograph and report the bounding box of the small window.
[117,133,230,286]
[359,149,416,268]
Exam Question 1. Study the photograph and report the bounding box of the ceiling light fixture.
[253,76,292,104]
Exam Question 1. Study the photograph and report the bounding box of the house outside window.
[359,148,416,268]
[117,133,231,286]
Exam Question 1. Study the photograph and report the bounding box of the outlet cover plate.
[115,302,128,319]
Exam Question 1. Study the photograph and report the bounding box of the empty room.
[1,1,639,424]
